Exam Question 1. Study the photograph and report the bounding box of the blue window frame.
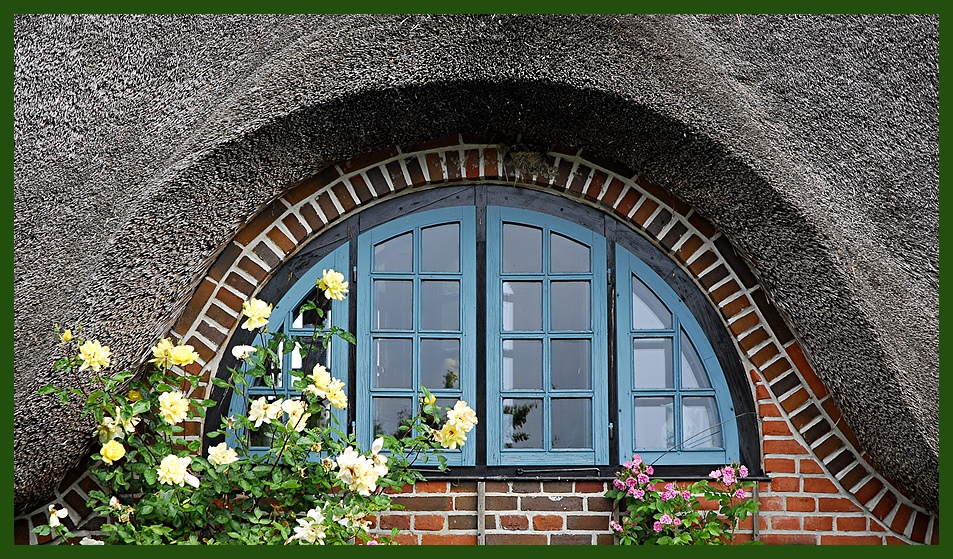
[225,245,350,454]
[356,207,477,467]
[485,207,608,465]
[615,246,739,465]
[218,189,746,470]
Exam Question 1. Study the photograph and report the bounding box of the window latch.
[609,422,614,440]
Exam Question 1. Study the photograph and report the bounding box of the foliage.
[605,455,761,545]
[35,272,476,545]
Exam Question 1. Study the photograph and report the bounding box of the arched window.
[218,185,752,473]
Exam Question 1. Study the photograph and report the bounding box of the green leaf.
[211,377,232,389]
[37,384,58,395]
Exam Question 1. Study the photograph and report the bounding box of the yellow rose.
[433,421,467,450]
[317,269,349,301]
[167,344,199,367]
[60,329,73,343]
[126,389,143,402]
[100,440,126,465]
[207,442,238,466]
[78,340,111,372]
[158,391,190,425]
[241,298,273,331]
[149,337,175,368]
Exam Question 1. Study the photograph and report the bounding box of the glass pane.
[680,330,711,389]
[682,397,723,449]
[502,282,542,331]
[421,223,460,272]
[502,224,542,273]
[550,233,590,273]
[632,276,672,330]
[253,342,284,388]
[374,232,413,272]
[373,338,412,388]
[292,287,332,329]
[552,399,592,449]
[373,397,414,439]
[420,281,460,331]
[293,337,327,376]
[502,398,542,449]
[421,339,461,390]
[502,339,542,390]
[633,338,673,388]
[634,397,674,449]
[551,282,590,330]
[551,339,591,389]
[374,280,413,330]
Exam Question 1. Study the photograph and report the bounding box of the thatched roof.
[13,14,938,515]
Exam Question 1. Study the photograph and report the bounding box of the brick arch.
[16,134,937,545]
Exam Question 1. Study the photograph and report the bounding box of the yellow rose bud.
[424,394,436,405]
[126,389,143,402]
[60,329,73,343]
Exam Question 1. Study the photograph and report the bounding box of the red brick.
[818,497,862,513]
[390,495,452,511]
[778,388,810,414]
[631,198,659,226]
[675,234,704,264]
[237,256,267,282]
[728,310,760,337]
[283,168,338,205]
[551,534,594,545]
[587,497,614,512]
[297,202,325,232]
[207,242,242,282]
[414,481,448,493]
[520,496,584,511]
[390,533,419,545]
[348,173,375,203]
[482,148,500,179]
[425,152,444,182]
[871,490,898,521]
[802,477,838,493]
[835,516,870,533]
[485,496,518,510]
[910,511,930,543]
[448,514,477,530]
[421,534,479,545]
[575,481,607,494]
[414,514,445,531]
[511,481,541,493]
[759,402,781,417]
[763,438,807,456]
[450,480,477,492]
[172,278,217,335]
[764,457,796,474]
[761,359,792,383]
[541,481,572,493]
[464,149,481,179]
[761,420,793,437]
[711,279,742,305]
[771,515,801,530]
[500,514,529,530]
[484,481,509,493]
[378,514,410,530]
[613,188,642,218]
[886,536,909,545]
[813,436,845,461]
[770,476,800,492]
[183,335,215,364]
[453,495,477,511]
[234,201,287,246]
[786,496,817,512]
[533,514,563,530]
[485,533,548,545]
[750,343,781,368]
[820,535,884,545]
[804,515,834,531]
[339,146,400,174]
[688,211,717,237]
[756,495,784,512]
[759,533,817,545]
[266,226,295,254]
[584,170,608,201]
[330,182,356,213]
[756,384,771,400]
[567,514,609,530]
[720,293,752,318]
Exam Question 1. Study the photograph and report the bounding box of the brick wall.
[14,135,938,545]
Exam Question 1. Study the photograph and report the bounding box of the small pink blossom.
[672,516,681,526]
[645,465,654,475]
[682,490,691,500]
[609,520,623,533]
[653,521,663,532]
[659,514,673,525]
[365,540,378,545]
[625,476,638,487]
[613,478,625,490]
[637,473,649,484]
[735,488,747,499]
[631,454,642,467]
[722,466,736,485]
[709,469,721,479]
[739,465,749,478]
[623,461,636,470]
[646,483,656,492]
[631,488,645,499]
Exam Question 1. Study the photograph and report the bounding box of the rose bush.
[605,454,761,545]
[35,269,476,545]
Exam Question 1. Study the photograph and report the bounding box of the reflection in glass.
[632,276,672,330]
[680,330,711,389]
[374,280,413,330]
[421,281,460,331]
[503,398,542,449]
[373,338,412,388]
[634,397,674,449]
[421,223,460,272]
[374,233,413,272]
[502,224,542,273]
[551,339,591,389]
[551,282,590,331]
[552,399,592,449]
[633,338,673,388]
[421,339,461,389]
[502,339,542,390]
[373,397,414,439]
[502,282,542,331]
[292,287,332,330]
[682,397,722,449]
[550,233,590,273]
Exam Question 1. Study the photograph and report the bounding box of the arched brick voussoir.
[172,139,936,544]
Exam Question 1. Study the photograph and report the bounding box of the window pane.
[632,276,672,330]
[502,398,543,449]
[633,338,673,388]
[373,338,412,388]
[421,223,460,272]
[421,339,461,390]
[292,287,332,329]
[680,329,711,389]
[374,280,413,330]
[253,342,284,388]
[373,397,414,439]
[374,232,413,272]
[550,232,590,273]
[552,399,592,449]
[634,397,674,449]
[294,337,328,376]
[682,397,723,449]
[502,282,542,331]
[502,339,542,390]
[551,339,591,389]
[502,224,542,273]
[420,280,460,331]
[551,281,590,331]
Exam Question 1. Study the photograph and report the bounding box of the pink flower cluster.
[613,454,658,499]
